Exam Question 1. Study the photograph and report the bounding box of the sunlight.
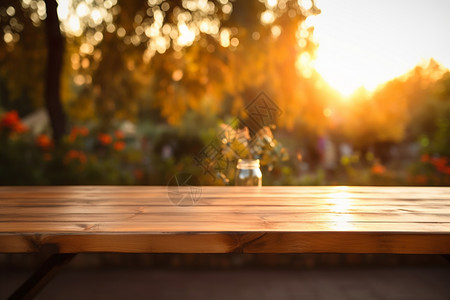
[178,23,196,47]
[296,52,314,78]
[298,0,313,10]
[311,0,450,97]
[261,10,275,24]
[90,9,102,25]
[324,187,355,230]
[267,0,278,8]
[75,2,89,17]
[326,188,352,213]
[57,0,70,20]
[67,15,81,36]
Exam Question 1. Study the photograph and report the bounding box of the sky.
[310,0,450,96]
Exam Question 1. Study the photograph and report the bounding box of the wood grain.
[0,186,449,254]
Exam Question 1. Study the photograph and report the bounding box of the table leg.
[8,253,76,300]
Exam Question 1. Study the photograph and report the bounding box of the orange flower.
[36,134,53,149]
[420,154,430,163]
[98,133,112,145]
[68,127,78,142]
[371,163,386,175]
[14,122,28,133]
[113,141,125,151]
[79,126,88,136]
[64,150,87,165]
[69,126,89,142]
[114,130,125,139]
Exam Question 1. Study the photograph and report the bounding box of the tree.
[44,0,66,142]
[0,0,67,141]
[88,0,321,129]
[1,0,320,137]
[337,59,449,153]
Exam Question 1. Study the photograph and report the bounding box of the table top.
[0,186,449,254]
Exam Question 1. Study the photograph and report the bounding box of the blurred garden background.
[1,0,450,186]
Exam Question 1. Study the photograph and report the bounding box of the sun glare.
[310,0,450,97]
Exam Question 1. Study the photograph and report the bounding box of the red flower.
[64,150,87,165]
[69,126,89,142]
[113,141,125,151]
[0,111,20,128]
[443,167,450,175]
[0,110,28,134]
[430,156,450,174]
[36,134,53,149]
[114,130,125,139]
[436,164,450,175]
[98,133,112,145]
[431,157,448,168]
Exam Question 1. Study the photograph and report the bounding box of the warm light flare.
[326,190,352,213]
[324,187,354,230]
[311,0,450,97]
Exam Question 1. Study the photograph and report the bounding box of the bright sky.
[310,0,450,96]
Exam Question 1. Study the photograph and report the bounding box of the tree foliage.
[338,60,450,150]
[1,0,321,131]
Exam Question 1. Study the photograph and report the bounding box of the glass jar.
[235,159,262,186]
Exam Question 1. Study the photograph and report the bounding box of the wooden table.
[1,186,450,299]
